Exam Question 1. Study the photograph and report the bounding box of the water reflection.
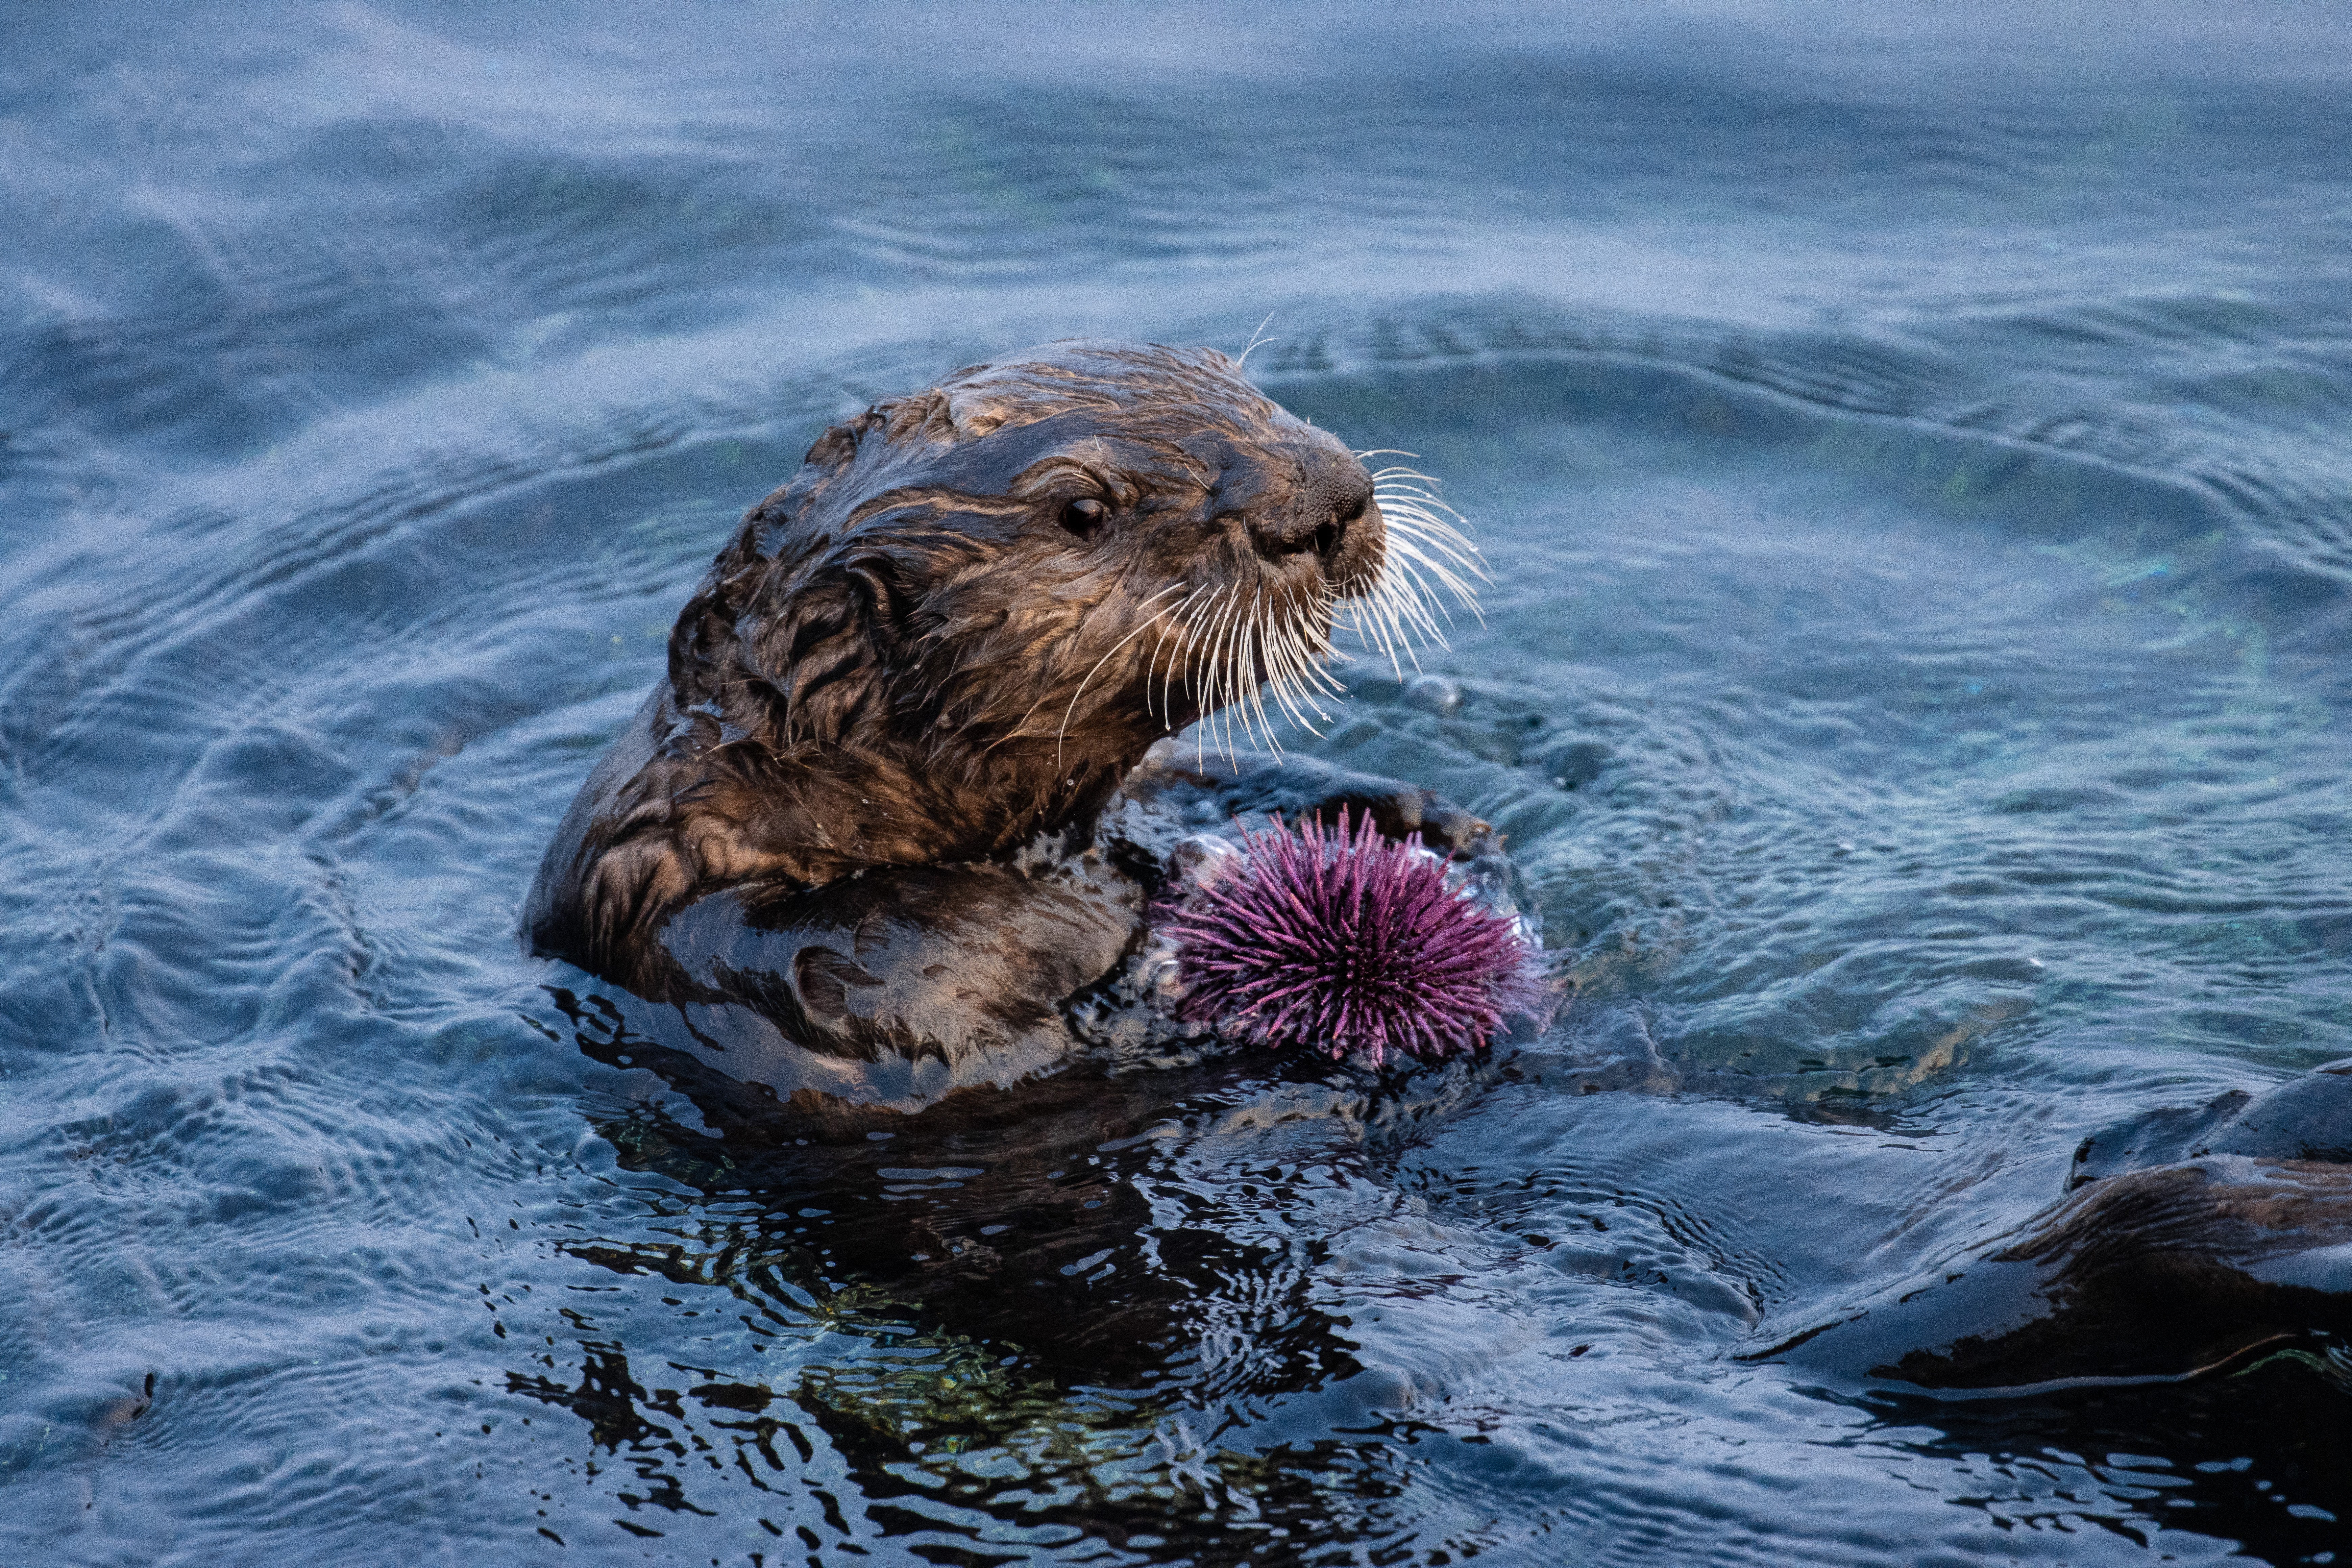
[1844,1352,2352,1559]
[516,987,1475,1554]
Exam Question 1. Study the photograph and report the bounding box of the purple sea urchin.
[1159,808,1543,1065]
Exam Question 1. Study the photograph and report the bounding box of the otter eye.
[1060,496,1108,537]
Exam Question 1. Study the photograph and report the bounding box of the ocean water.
[4,2,2352,1562]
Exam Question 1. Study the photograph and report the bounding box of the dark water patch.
[1843,1350,2352,1563]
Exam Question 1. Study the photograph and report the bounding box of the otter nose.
[1250,454,1375,563]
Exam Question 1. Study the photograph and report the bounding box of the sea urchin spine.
[1159,808,1543,1065]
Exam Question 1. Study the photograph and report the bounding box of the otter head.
[637,338,1471,902]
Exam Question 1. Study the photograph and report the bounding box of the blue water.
[6,3,2352,1562]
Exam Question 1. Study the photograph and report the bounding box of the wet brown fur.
[525,340,1385,988]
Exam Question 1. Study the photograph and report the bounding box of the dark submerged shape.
[1161,808,1543,1065]
[524,340,1392,1000]
[1758,1058,2352,1390]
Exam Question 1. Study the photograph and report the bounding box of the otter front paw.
[1126,741,1490,855]
[1226,764,1487,855]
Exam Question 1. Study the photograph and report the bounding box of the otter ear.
[803,408,885,471]
[803,423,860,471]
[940,382,1019,441]
[873,389,962,445]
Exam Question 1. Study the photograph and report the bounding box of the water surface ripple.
[3,3,2350,1563]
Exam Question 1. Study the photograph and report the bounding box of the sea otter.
[524,339,1486,1078]
[1754,1058,2352,1389]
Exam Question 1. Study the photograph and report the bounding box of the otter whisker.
[1372,468,1486,585]
[1148,581,1211,727]
[1349,590,1439,671]
[1295,634,1347,710]
[1176,585,1215,752]
[1232,595,1270,752]
[1346,544,1416,668]
[1237,594,1281,751]
[1341,570,1421,671]
[1192,581,1250,764]
[1370,467,1478,526]
[1235,310,1278,368]
[1377,499,1485,574]
[1377,524,1485,632]
[1182,583,1220,710]
[1373,515,1477,583]
[1050,581,1189,768]
[1345,570,1445,675]
[1297,581,1346,684]
[1260,661,1314,744]
[1373,522,1480,624]
[1218,586,1267,758]
[1327,466,1487,679]
[1206,586,1250,758]
[1259,614,1306,731]
[1236,605,1277,755]
[1247,585,1336,746]
[1258,588,1340,738]
[1148,606,1182,725]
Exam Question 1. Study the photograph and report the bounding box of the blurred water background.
[4,2,2351,1562]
